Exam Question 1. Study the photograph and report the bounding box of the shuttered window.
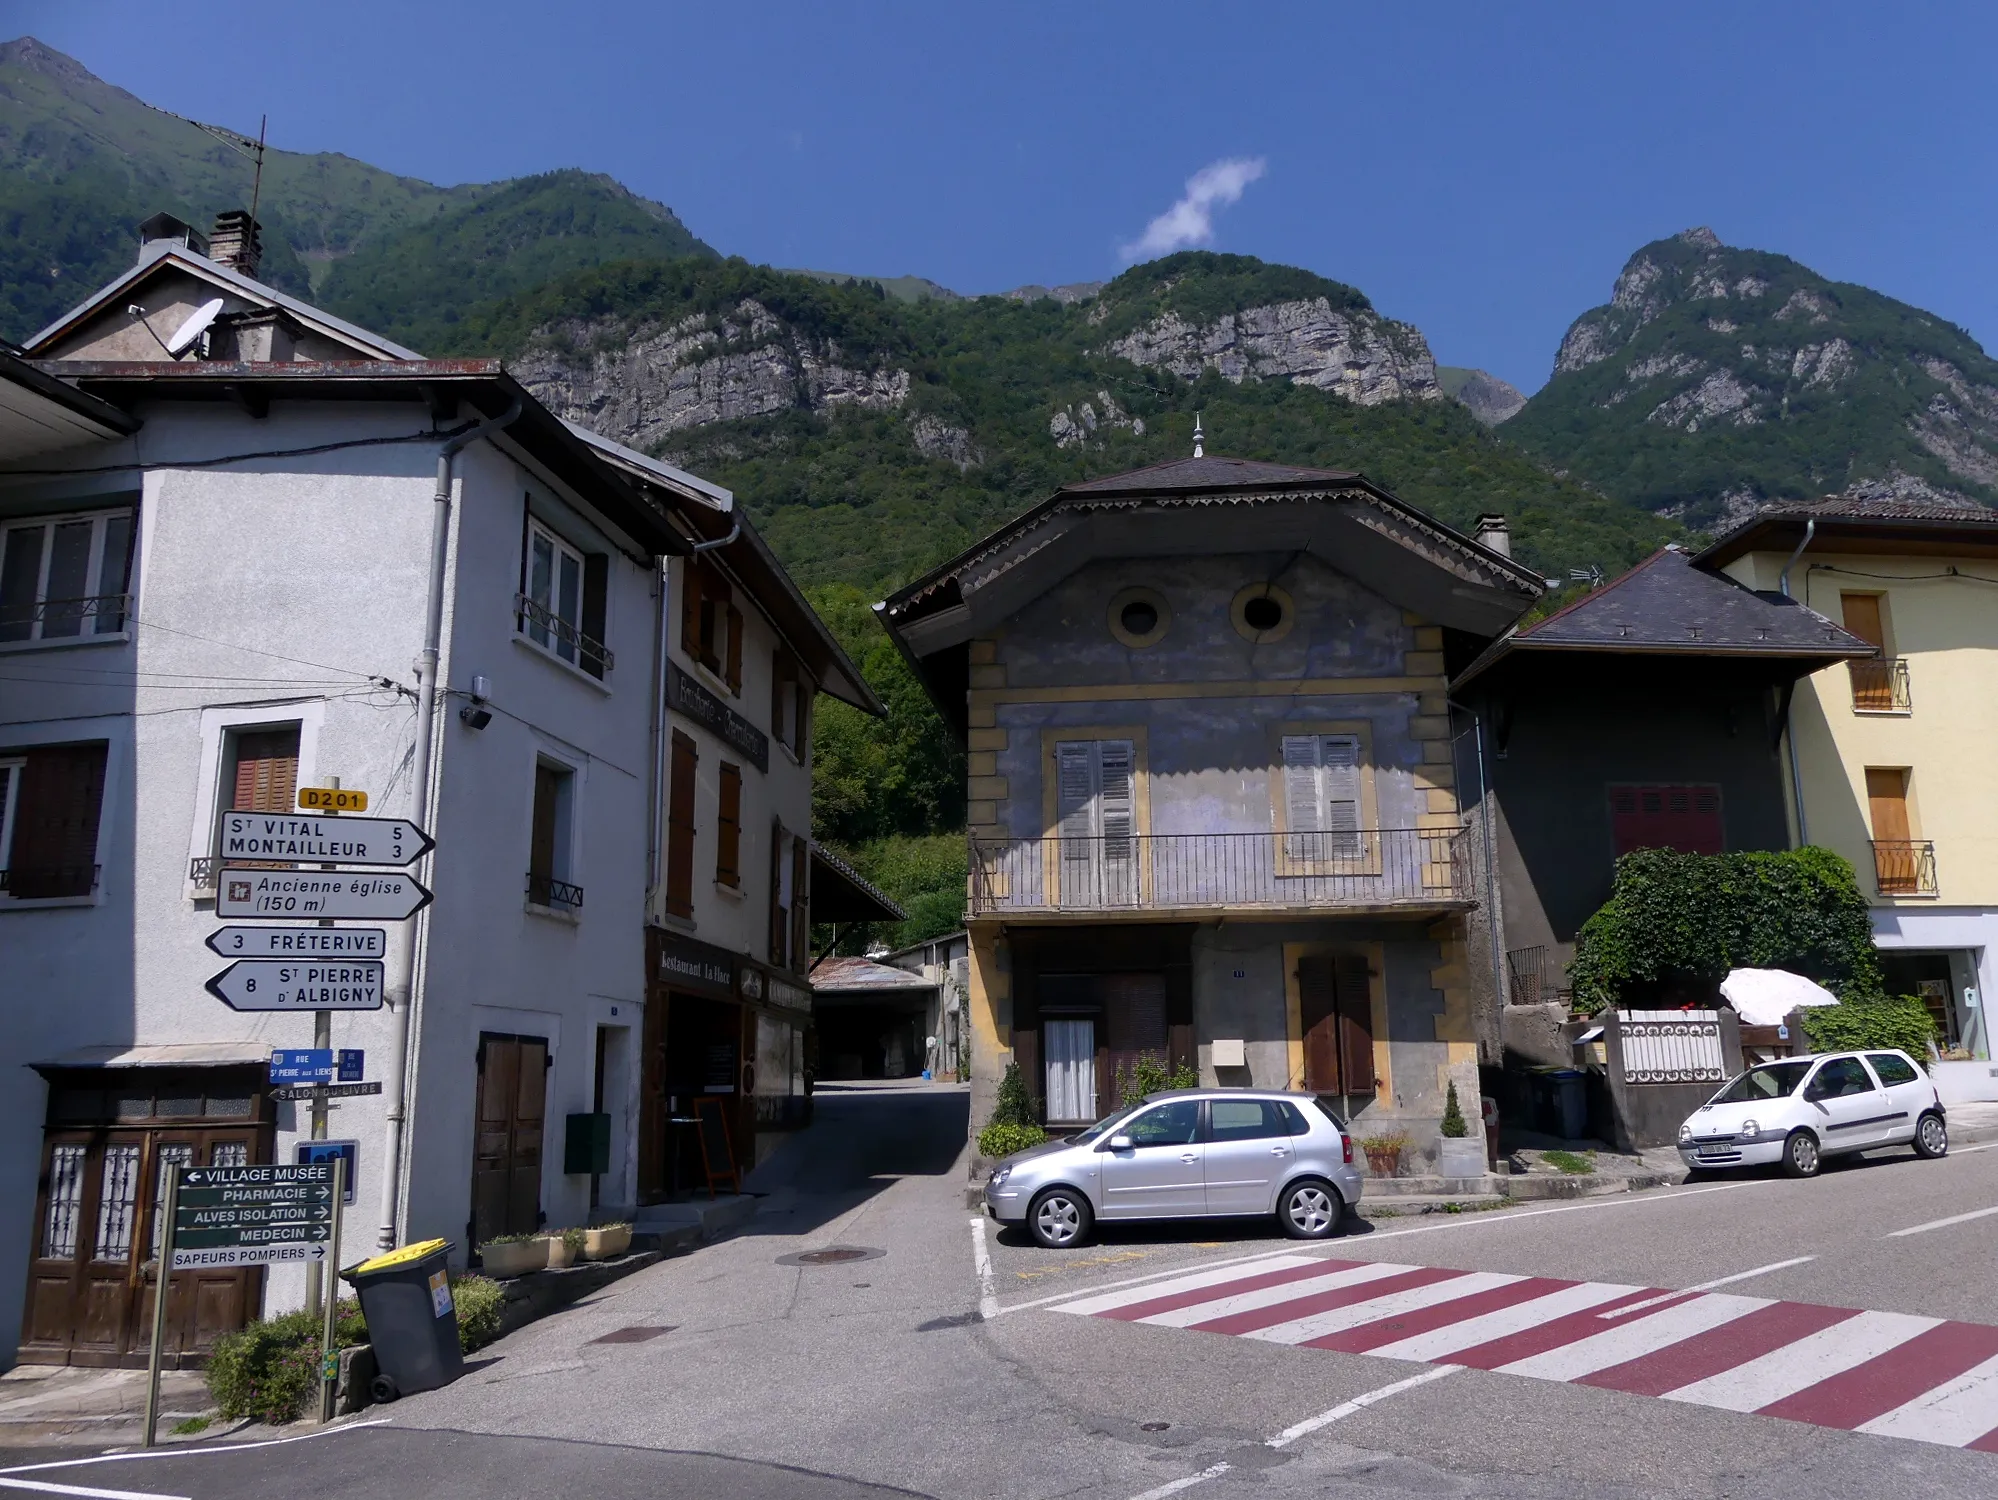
[790,833,810,975]
[519,514,610,678]
[665,732,697,919]
[2,743,108,899]
[769,818,790,968]
[1055,739,1137,905]
[229,728,299,814]
[716,763,742,888]
[682,559,731,680]
[1282,733,1363,860]
[1608,784,1723,856]
[724,603,744,695]
[770,649,810,757]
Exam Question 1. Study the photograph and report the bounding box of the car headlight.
[1678,1123,1693,1143]
[989,1166,1011,1187]
[1738,1119,1760,1140]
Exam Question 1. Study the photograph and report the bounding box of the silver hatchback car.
[982,1088,1364,1248]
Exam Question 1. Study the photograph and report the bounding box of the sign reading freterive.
[169,1163,336,1267]
[219,812,432,867]
[207,926,387,959]
[207,960,385,1011]
[216,870,431,921]
[668,664,769,773]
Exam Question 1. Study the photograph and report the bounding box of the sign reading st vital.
[219,812,432,867]
[216,870,431,921]
[207,960,384,1011]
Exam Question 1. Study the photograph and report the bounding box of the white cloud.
[1120,157,1268,261]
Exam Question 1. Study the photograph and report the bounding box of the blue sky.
[19,2,1997,392]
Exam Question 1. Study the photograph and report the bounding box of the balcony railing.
[515,593,612,678]
[526,871,585,910]
[0,592,129,644]
[0,864,101,899]
[1848,657,1911,713]
[1872,840,1937,897]
[968,829,1469,917]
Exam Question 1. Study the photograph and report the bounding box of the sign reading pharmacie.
[216,869,431,921]
[667,663,769,773]
[219,811,432,867]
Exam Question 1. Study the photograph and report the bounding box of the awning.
[32,1042,271,1074]
[810,842,906,923]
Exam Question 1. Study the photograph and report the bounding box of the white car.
[1677,1049,1949,1178]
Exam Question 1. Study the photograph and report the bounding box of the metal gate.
[1617,1009,1728,1084]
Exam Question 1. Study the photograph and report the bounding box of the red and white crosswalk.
[1051,1253,1998,1452]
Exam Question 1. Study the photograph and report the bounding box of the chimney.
[136,212,208,264]
[209,211,263,277]
[1474,513,1512,558]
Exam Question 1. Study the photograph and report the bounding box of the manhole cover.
[590,1325,675,1344]
[776,1245,886,1267]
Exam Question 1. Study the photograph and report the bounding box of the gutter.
[1778,518,1817,847]
[377,397,522,1250]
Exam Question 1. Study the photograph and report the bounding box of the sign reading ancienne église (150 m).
[219,812,432,867]
[216,869,431,921]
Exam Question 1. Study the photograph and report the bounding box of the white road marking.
[0,1419,390,1477]
[1858,1351,1998,1446]
[969,1216,1000,1321]
[1496,1293,1769,1381]
[0,1482,189,1500]
[1265,1364,1462,1448]
[1048,1254,1323,1318]
[1885,1204,1998,1239]
[1660,1309,1940,1412]
[1123,1460,1232,1499]
[1598,1256,1817,1319]
[1368,1280,1642,1361]
[1137,1262,1409,1328]
[1246,1273,1527,1347]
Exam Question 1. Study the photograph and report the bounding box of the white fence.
[1617,1009,1728,1085]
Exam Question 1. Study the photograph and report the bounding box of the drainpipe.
[1448,698,1507,1042]
[1778,519,1816,847]
[377,397,521,1250]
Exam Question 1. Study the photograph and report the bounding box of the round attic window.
[1231,583,1296,642]
[1108,587,1171,648]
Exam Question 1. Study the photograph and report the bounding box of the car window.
[1208,1099,1285,1143]
[1275,1100,1313,1136]
[1070,1107,1139,1145]
[1713,1061,1811,1103]
[1121,1101,1201,1147]
[1805,1057,1876,1099]
[1868,1052,1920,1087]
[1308,1097,1347,1131]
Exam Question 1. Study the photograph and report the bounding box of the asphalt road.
[11,1093,1998,1500]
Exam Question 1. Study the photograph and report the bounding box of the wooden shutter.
[1056,742,1096,840]
[1841,593,1885,648]
[770,651,791,743]
[724,604,744,694]
[665,732,697,918]
[769,819,788,967]
[9,744,108,899]
[1298,955,1338,1093]
[791,834,810,974]
[1332,954,1375,1099]
[1282,735,1321,842]
[1866,769,1911,842]
[1610,784,1724,856]
[679,560,705,659]
[229,728,299,813]
[716,763,742,887]
[1320,736,1362,853]
[792,675,811,759]
[1097,741,1134,859]
[580,552,609,679]
[530,765,560,886]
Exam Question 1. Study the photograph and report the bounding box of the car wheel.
[1278,1178,1344,1239]
[1781,1129,1821,1179]
[1029,1187,1093,1249]
[1914,1111,1949,1159]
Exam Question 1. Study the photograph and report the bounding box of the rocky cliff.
[1508,227,1998,526]
[1437,367,1526,425]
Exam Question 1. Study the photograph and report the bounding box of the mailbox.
[564,1112,611,1175]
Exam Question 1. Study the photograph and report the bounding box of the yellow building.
[1700,499,1998,1061]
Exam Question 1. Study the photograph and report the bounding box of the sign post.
[316,1154,346,1422]
[141,1162,182,1449]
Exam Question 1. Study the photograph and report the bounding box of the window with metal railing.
[1871,840,1937,897]
[518,518,612,679]
[0,509,134,645]
[1848,657,1911,713]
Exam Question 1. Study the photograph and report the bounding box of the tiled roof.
[809,956,937,993]
[1739,495,1998,525]
[1694,493,1998,569]
[1061,455,1361,494]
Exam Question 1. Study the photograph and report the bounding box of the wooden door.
[1842,595,1893,709]
[1867,769,1911,842]
[1298,954,1375,1105]
[472,1035,548,1246]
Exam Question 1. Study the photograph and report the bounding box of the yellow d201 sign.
[298,787,368,812]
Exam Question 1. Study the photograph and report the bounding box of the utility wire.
[0,420,478,480]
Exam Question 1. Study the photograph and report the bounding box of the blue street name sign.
[337,1049,364,1082]
[270,1049,333,1085]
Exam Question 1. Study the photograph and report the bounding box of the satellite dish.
[166,297,226,357]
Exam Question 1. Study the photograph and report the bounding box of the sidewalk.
[0,1364,215,1446]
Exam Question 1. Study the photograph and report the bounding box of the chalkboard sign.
[703,1042,737,1094]
[693,1097,739,1196]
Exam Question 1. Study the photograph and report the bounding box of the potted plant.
[1358,1131,1409,1178]
[1436,1083,1485,1178]
[543,1228,584,1270]
[478,1233,546,1279]
[582,1222,632,1261]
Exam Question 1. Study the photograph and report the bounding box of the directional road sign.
[207,926,386,959]
[298,786,368,812]
[270,1081,383,1103]
[206,960,385,1012]
[215,869,431,921]
[219,812,432,867]
[270,1048,333,1084]
[168,1163,336,1267]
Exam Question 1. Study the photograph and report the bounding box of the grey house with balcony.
[878,455,1542,1163]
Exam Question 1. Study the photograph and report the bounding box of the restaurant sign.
[658,932,737,1001]
[668,664,769,773]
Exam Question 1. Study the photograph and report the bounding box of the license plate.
[1695,1144,1733,1158]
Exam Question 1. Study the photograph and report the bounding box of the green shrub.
[1570,847,1881,1013]
[978,1122,1049,1159]
[989,1061,1039,1129]
[450,1274,506,1351]
[1542,1149,1595,1174]
[1803,994,1937,1057]
[1112,1051,1199,1107]
[205,1300,365,1425]
[1440,1082,1468,1138]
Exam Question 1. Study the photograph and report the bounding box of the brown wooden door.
[472,1034,548,1246]
[1842,595,1894,709]
[1298,954,1375,1105]
[1867,768,1911,842]
[22,1129,265,1368]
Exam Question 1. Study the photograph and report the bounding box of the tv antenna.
[141,103,268,224]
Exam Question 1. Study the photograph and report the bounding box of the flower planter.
[581,1224,632,1261]
[478,1238,547,1279]
[1437,1137,1486,1179]
[1362,1148,1403,1178]
[543,1235,577,1270]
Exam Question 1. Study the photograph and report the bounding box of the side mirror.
[1108,1133,1134,1151]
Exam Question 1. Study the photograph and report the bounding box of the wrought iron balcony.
[1848,657,1911,713]
[1872,840,1937,897]
[967,828,1469,917]
[526,871,585,910]
[0,592,129,643]
[515,593,612,677]
[0,864,101,899]
[188,855,222,889]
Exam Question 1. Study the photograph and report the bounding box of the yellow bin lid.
[347,1238,448,1276]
